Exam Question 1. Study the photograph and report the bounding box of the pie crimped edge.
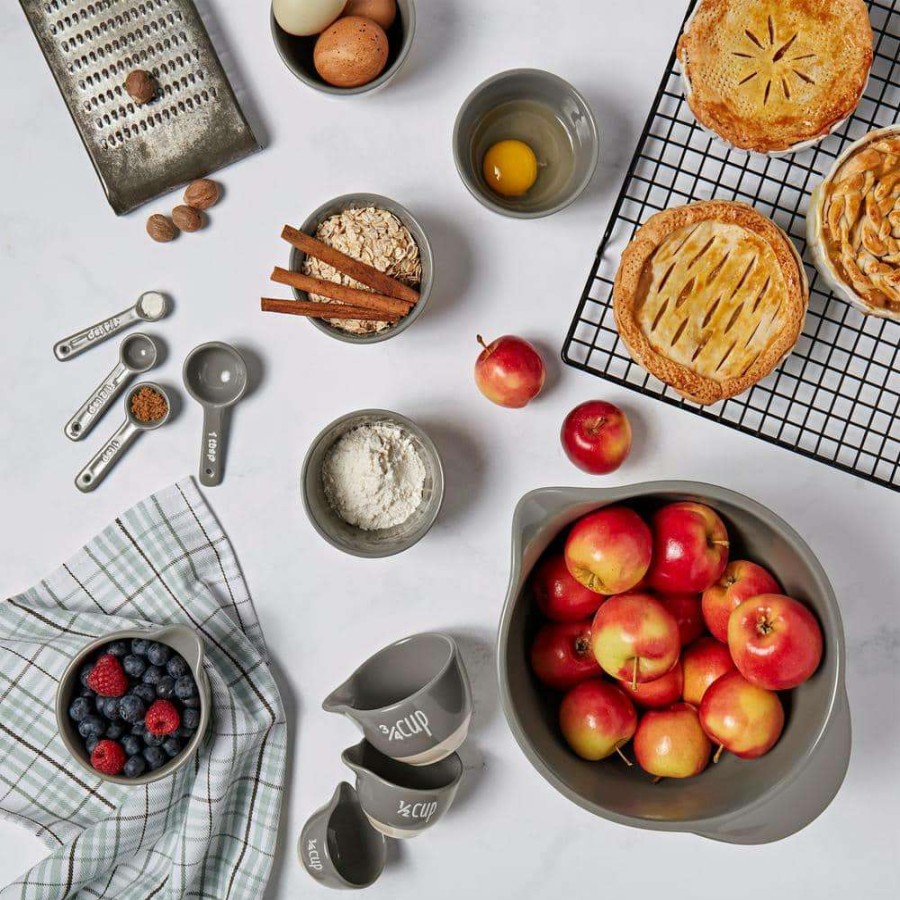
[613,201,809,406]
[677,0,874,155]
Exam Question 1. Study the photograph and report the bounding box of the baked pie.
[809,126,900,321]
[613,201,809,405]
[678,0,873,154]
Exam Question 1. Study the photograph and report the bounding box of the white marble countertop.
[1,1,899,896]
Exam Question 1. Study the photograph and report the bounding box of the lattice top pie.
[613,201,809,405]
[678,0,873,154]
[810,127,900,321]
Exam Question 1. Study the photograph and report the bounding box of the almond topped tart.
[677,0,873,154]
[808,126,900,322]
[613,201,809,406]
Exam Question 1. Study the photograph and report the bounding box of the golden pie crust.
[678,0,873,154]
[813,128,900,319]
[613,201,808,405]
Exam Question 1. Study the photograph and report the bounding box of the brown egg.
[314,16,389,88]
[343,0,396,30]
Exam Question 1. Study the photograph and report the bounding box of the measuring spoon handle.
[75,419,140,492]
[198,406,226,487]
[54,305,141,361]
[65,362,132,441]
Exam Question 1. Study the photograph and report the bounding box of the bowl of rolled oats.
[289,193,434,344]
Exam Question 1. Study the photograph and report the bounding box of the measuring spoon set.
[54,291,248,491]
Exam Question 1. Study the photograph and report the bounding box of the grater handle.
[54,305,141,361]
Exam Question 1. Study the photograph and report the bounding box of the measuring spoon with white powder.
[54,291,169,361]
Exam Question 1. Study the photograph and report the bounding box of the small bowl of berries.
[56,625,211,785]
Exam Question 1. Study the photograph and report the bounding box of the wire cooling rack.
[562,0,900,491]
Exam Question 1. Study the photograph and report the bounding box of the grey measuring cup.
[75,382,172,493]
[54,291,169,361]
[183,342,248,487]
[65,333,158,441]
[299,783,386,890]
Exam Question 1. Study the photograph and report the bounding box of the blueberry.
[146,643,171,667]
[123,655,147,678]
[122,734,142,756]
[85,736,99,754]
[143,731,165,747]
[79,663,94,688]
[124,755,147,778]
[182,708,201,731]
[162,736,182,758]
[181,696,201,709]
[68,697,92,722]
[105,641,128,658]
[132,684,156,705]
[118,695,146,724]
[142,666,164,686]
[143,746,166,771]
[80,686,96,698]
[166,656,189,679]
[100,697,122,721]
[105,723,124,740]
[174,676,197,700]
[78,715,104,738]
[131,639,150,657]
[155,676,175,699]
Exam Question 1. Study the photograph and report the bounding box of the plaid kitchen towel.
[0,479,287,899]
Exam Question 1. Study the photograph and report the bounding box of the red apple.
[474,334,545,408]
[682,637,736,707]
[591,593,681,687]
[699,671,785,760]
[620,660,684,709]
[702,560,781,642]
[564,507,653,595]
[530,553,605,622]
[559,679,638,762]
[530,620,601,691]
[647,502,730,593]
[634,702,711,779]
[561,400,632,474]
[657,592,705,646]
[727,594,823,691]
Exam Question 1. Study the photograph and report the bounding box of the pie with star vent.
[678,0,873,154]
[613,201,809,405]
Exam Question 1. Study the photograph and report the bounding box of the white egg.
[273,0,348,37]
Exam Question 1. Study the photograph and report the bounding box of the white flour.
[322,423,426,530]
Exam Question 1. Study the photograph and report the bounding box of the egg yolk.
[483,140,539,198]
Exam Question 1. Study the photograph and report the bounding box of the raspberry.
[90,739,126,776]
[86,654,128,698]
[145,699,180,736]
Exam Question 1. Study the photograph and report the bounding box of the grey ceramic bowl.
[289,193,434,345]
[301,409,444,557]
[499,483,851,844]
[453,69,599,219]
[272,0,416,97]
[56,625,211,786]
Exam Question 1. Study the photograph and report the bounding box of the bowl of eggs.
[453,69,599,219]
[272,0,415,95]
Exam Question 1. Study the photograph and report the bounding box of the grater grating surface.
[21,0,260,214]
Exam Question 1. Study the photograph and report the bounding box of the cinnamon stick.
[281,225,420,305]
[260,298,400,321]
[271,267,411,317]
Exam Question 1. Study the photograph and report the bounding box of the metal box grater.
[20,0,261,214]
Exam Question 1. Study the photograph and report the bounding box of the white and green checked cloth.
[0,479,287,899]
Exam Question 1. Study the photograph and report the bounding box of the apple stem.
[476,335,488,351]
[615,746,634,768]
[632,657,639,692]
[714,744,725,764]
[651,776,663,785]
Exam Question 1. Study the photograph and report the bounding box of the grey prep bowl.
[56,625,211,786]
[271,0,416,97]
[301,409,444,558]
[289,193,434,345]
[453,68,599,219]
[498,483,851,844]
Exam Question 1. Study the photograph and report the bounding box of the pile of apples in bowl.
[498,483,851,844]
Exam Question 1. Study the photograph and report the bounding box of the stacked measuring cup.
[301,632,473,890]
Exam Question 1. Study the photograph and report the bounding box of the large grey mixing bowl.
[498,483,851,844]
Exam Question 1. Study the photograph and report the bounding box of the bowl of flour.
[301,409,445,557]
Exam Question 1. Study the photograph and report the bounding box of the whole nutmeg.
[147,214,177,243]
[184,179,220,211]
[125,69,155,105]
[172,205,204,232]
